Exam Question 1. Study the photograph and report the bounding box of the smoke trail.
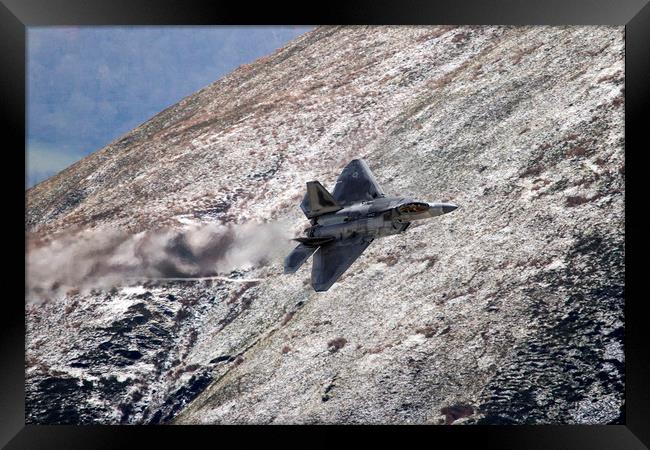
[26,221,294,302]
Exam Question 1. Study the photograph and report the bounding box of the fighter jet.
[284,159,458,291]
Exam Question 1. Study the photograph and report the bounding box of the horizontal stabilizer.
[284,243,318,274]
[294,236,335,247]
[300,181,343,218]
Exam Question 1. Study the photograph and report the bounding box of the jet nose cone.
[441,203,458,214]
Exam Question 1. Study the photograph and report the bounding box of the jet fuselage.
[284,159,458,291]
[305,197,457,243]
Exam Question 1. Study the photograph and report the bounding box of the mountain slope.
[26,25,624,424]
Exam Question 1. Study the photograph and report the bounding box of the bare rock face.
[25,25,624,425]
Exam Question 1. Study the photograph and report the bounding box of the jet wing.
[332,159,385,206]
[311,238,373,292]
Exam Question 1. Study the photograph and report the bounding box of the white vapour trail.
[127,276,266,283]
[26,221,294,302]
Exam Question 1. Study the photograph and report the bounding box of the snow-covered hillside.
[26,25,624,424]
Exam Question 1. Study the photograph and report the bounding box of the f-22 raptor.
[284,159,458,291]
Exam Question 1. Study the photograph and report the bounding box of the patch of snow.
[545,258,566,271]
[121,286,148,296]
[404,333,427,346]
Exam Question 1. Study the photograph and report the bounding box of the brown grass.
[281,311,295,326]
[565,195,591,207]
[511,44,542,65]
[226,284,255,305]
[175,308,191,323]
[429,72,456,90]
[367,343,392,354]
[530,178,551,191]
[64,300,79,315]
[514,256,551,268]
[415,26,454,43]
[594,157,608,167]
[583,44,609,57]
[327,337,347,353]
[598,71,623,84]
[470,67,483,81]
[565,144,589,157]
[440,403,475,424]
[451,32,470,43]
[177,363,200,375]
[377,254,399,266]
[519,164,543,178]
[415,325,436,338]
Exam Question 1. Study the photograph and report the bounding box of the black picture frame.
[3,0,647,448]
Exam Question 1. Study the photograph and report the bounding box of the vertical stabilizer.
[299,181,343,218]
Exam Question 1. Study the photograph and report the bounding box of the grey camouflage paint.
[285,159,458,291]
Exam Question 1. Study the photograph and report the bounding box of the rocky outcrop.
[26,25,624,424]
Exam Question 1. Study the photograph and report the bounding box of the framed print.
[3,0,648,448]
